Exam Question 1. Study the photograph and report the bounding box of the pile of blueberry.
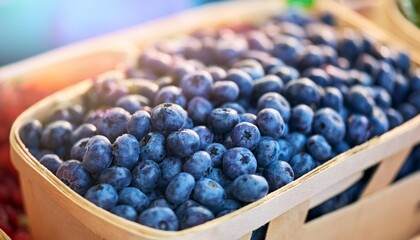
[18,8,419,232]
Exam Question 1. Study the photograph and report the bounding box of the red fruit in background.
[0,220,13,238]
[4,204,20,228]
[0,183,10,203]
[13,231,31,240]
[0,144,17,177]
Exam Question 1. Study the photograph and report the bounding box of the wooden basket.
[367,0,420,59]
[0,229,11,240]
[8,1,420,240]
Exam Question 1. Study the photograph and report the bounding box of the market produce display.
[16,7,420,233]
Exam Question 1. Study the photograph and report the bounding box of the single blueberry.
[41,120,73,150]
[205,143,227,168]
[333,141,351,155]
[193,126,214,150]
[85,183,118,210]
[115,94,149,114]
[83,135,113,176]
[149,198,174,209]
[253,137,280,168]
[207,66,227,82]
[132,160,161,194]
[321,87,343,112]
[70,123,97,144]
[240,113,257,125]
[139,132,166,163]
[263,160,294,191]
[375,62,395,94]
[408,91,420,111]
[206,168,231,188]
[207,108,240,134]
[346,114,371,146]
[166,129,200,158]
[70,138,89,161]
[19,119,42,149]
[118,187,149,213]
[337,28,362,63]
[166,172,195,205]
[374,87,392,109]
[302,68,330,87]
[151,103,186,133]
[98,166,132,191]
[183,151,213,180]
[193,178,225,208]
[220,102,246,114]
[290,104,314,134]
[233,59,265,80]
[354,53,379,76]
[153,86,187,108]
[96,107,130,142]
[345,86,375,116]
[313,108,346,144]
[393,74,410,106]
[398,103,418,121]
[256,108,286,140]
[112,134,140,170]
[289,153,317,179]
[174,199,201,220]
[159,157,183,188]
[257,92,291,122]
[369,107,390,136]
[179,206,214,229]
[285,78,321,106]
[224,69,254,98]
[306,135,332,163]
[111,205,138,221]
[56,159,93,195]
[126,110,151,141]
[39,154,63,174]
[180,71,213,99]
[138,207,179,231]
[272,36,303,66]
[277,139,294,162]
[187,97,213,125]
[232,174,269,202]
[222,147,257,179]
[230,122,261,150]
[283,132,307,155]
[297,45,325,70]
[252,75,284,101]
[269,65,300,84]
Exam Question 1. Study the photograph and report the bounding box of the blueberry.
[205,143,227,168]
[126,110,151,141]
[408,91,420,111]
[19,119,42,149]
[298,45,325,70]
[230,122,261,150]
[70,123,97,144]
[159,157,183,188]
[112,134,140,170]
[354,53,379,76]
[130,80,159,101]
[393,50,410,73]
[207,108,240,134]
[48,104,85,125]
[85,183,118,210]
[206,168,231,188]
[96,107,130,142]
[166,172,195,205]
[179,206,214,229]
[151,103,186,133]
[193,178,225,208]
[83,135,113,176]
[289,153,317,179]
[411,69,420,92]
[153,86,187,108]
[375,62,395,94]
[273,36,303,66]
[41,120,73,150]
[91,71,128,106]
[252,75,284,101]
[174,199,201,220]
[166,129,200,158]
[346,114,371,146]
[302,68,330,87]
[374,87,392,109]
[220,102,246,114]
[285,78,321,106]
[313,108,346,144]
[111,205,138,221]
[225,69,254,98]
[212,198,242,216]
[284,132,307,155]
[187,97,213,125]
[277,139,294,162]
[256,108,286,140]
[269,65,300,84]
[118,187,149,213]
[115,94,149,114]
[333,141,351,155]
[207,66,227,82]
[253,137,280,168]
[321,87,343,112]
[257,92,291,122]
[369,107,390,136]
[345,86,375,115]
[233,59,265,80]
[139,132,166,162]
[170,63,196,84]
[350,70,374,86]
[70,138,89,161]
[246,31,274,52]
[138,207,179,231]
[222,147,257,179]
[398,103,418,121]
[98,166,132,191]
[385,108,404,129]
[240,113,257,124]
[193,126,214,150]
[319,11,336,25]
[149,198,174,209]
[306,135,332,163]
[290,104,314,134]
[393,74,410,106]
[180,71,213,99]
[56,160,93,195]
[338,28,362,63]
[232,174,269,202]
[132,160,161,194]
[39,154,63,174]
[183,151,213,180]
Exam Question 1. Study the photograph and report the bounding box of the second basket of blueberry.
[9,1,420,239]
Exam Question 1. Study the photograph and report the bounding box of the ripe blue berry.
[232,174,269,202]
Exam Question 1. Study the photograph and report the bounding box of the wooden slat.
[360,147,413,198]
